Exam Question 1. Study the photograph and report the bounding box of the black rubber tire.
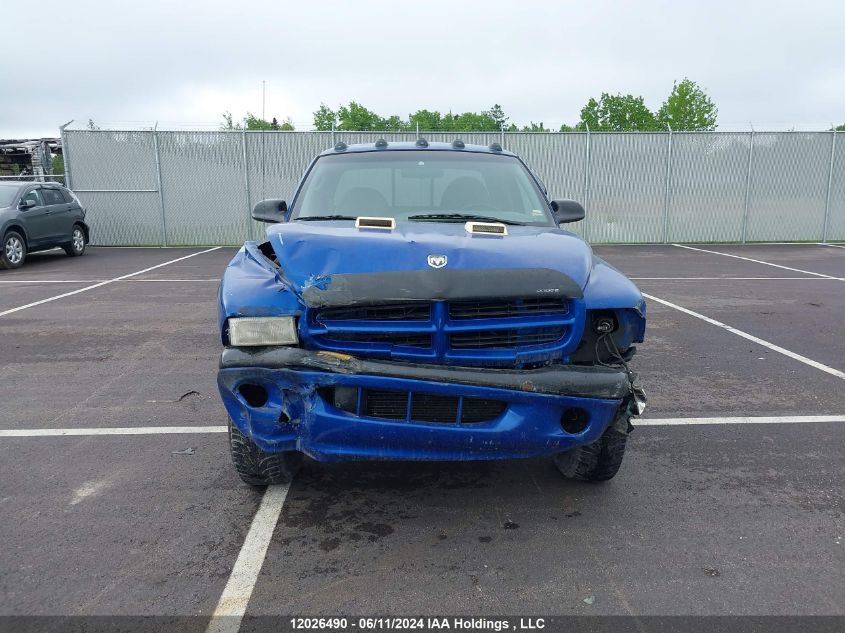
[554,425,629,482]
[1,230,26,269]
[228,420,302,486]
[63,225,87,257]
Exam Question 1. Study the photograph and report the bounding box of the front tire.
[63,225,86,257]
[1,231,26,269]
[228,420,302,486]
[554,423,629,482]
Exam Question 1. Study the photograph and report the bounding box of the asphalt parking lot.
[0,243,843,632]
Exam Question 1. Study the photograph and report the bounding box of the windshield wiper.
[407,213,526,226]
[295,215,358,221]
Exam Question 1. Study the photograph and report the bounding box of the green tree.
[409,109,443,131]
[380,115,407,131]
[442,111,500,131]
[834,123,845,131]
[222,111,295,131]
[51,153,64,180]
[578,93,658,131]
[486,104,508,129]
[657,78,717,130]
[559,123,576,132]
[245,113,275,130]
[521,121,547,132]
[313,103,337,131]
[337,102,386,130]
[221,111,242,130]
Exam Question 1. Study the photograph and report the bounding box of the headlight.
[228,317,298,346]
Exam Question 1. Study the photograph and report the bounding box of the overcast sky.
[2,0,843,137]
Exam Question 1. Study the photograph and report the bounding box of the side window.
[61,189,76,204]
[21,189,44,207]
[42,188,66,206]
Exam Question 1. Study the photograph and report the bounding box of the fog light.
[238,383,268,408]
[561,407,590,434]
[593,314,617,334]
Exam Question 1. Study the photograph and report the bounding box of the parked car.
[216,140,647,485]
[0,181,89,269]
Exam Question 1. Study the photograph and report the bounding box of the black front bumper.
[219,347,631,400]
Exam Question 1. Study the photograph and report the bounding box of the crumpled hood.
[267,222,594,298]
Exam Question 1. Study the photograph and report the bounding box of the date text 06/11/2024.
[289,617,547,630]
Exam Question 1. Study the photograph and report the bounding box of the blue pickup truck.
[217,140,646,485]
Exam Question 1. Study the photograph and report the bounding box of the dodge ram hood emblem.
[427,254,447,268]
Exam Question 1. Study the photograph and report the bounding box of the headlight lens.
[228,317,298,346]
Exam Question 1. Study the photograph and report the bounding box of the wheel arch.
[72,221,91,243]
[2,223,29,247]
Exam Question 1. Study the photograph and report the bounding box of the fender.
[583,256,646,343]
[584,256,645,314]
[217,242,303,340]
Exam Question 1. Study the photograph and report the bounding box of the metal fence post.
[58,120,74,189]
[822,130,837,243]
[500,123,505,149]
[583,124,591,242]
[331,122,336,147]
[662,125,674,243]
[152,123,168,247]
[741,127,755,243]
[242,127,252,242]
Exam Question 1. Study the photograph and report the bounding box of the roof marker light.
[334,142,347,151]
[375,138,388,148]
[452,139,465,149]
[488,142,502,152]
[416,138,429,147]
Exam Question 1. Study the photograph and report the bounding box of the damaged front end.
[217,240,646,463]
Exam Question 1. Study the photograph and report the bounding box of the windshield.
[290,150,554,226]
[0,184,20,208]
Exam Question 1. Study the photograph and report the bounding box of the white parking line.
[3,415,844,439]
[0,247,221,317]
[0,278,219,284]
[637,415,845,426]
[672,244,843,279]
[644,292,845,380]
[631,277,836,280]
[0,426,228,437]
[205,485,290,633]
[820,243,845,249]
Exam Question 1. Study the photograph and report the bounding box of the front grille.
[325,332,432,347]
[450,327,567,349]
[322,387,507,424]
[449,298,569,319]
[315,303,430,321]
[306,297,582,366]
[363,389,408,419]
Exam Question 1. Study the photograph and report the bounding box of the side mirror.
[19,199,36,209]
[551,199,585,224]
[252,199,287,223]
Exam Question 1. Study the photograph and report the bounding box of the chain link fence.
[60,128,843,246]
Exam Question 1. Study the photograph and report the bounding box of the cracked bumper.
[218,347,631,462]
